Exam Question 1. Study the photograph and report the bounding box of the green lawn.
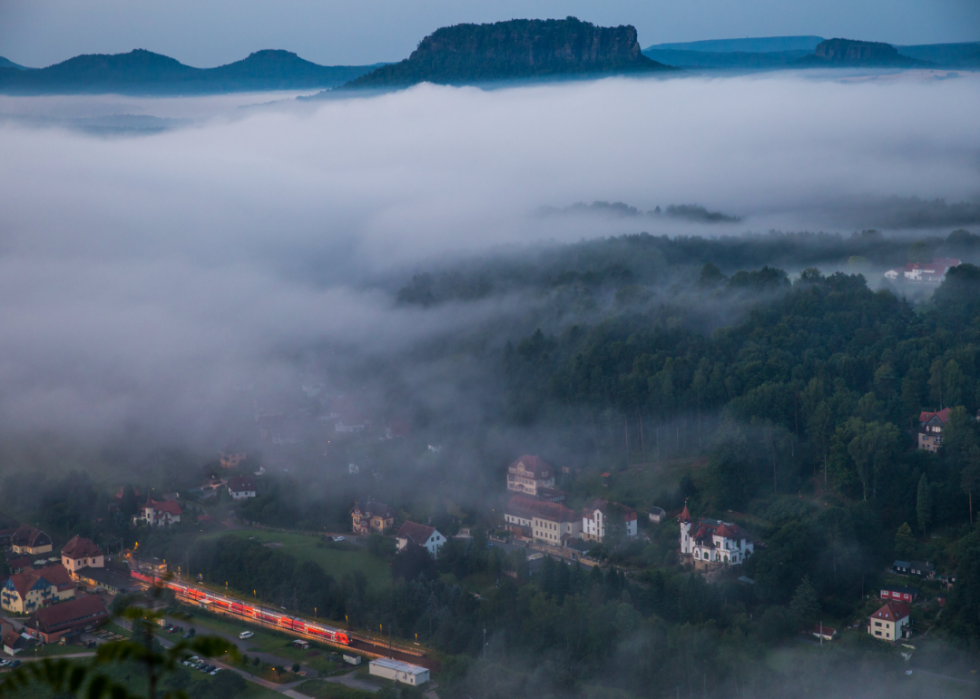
[296,679,377,698]
[178,608,352,675]
[202,530,391,589]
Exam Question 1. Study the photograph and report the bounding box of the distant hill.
[643,48,811,70]
[645,36,824,54]
[896,41,980,68]
[0,49,379,95]
[343,17,675,89]
[0,56,29,70]
[799,38,924,67]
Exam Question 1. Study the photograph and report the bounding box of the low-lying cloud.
[0,72,977,444]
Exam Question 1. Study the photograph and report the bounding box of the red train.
[130,570,350,645]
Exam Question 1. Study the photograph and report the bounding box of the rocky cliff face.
[803,39,922,67]
[345,17,673,88]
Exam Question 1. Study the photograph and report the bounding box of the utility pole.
[483,628,487,660]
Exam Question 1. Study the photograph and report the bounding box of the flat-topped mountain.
[0,49,379,95]
[344,17,674,89]
[800,38,924,67]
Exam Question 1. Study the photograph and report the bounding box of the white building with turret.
[679,503,754,566]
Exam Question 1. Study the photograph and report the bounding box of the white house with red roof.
[581,499,637,542]
[506,455,556,496]
[395,522,446,558]
[679,504,754,566]
[884,258,960,284]
[60,536,104,579]
[869,600,911,641]
[226,476,256,500]
[918,408,951,453]
[136,497,182,527]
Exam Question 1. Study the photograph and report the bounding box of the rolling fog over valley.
[0,12,980,697]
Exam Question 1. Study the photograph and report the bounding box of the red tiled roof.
[11,525,51,549]
[30,595,107,632]
[147,499,182,516]
[507,455,553,479]
[871,601,910,622]
[6,564,71,598]
[505,494,577,522]
[226,476,255,492]
[919,408,951,425]
[583,499,637,521]
[397,521,436,545]
[678,503,692,523]
[61,536,103,561]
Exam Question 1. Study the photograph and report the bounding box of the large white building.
[503,494,581,545]
[581,499,637,542]
[679,504,754,566]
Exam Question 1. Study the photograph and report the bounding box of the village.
[0,401,964,695]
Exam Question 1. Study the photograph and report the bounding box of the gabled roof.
[147,498,182,516]
[397,521,437,545]
[29,594,107,632]
[505,494,576,522]
[919,408,951,426]
[583,499,637,521]
[678,503,692,523]
[5,564,71,598]
[353,500,395,519]
[61,536,103,561]
[226,476,255,492]
[871,601,910,622]
[11,525,52,549]
[507,455,553,479]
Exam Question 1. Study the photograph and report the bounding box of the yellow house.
[869,601,911,641]
[1,564,74,614]
[10,525,53,556]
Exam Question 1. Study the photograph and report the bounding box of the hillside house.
[869,601,911,641]
[884,258,960,284]
[10,525,53,556]
[679,504,754,566]
[25,594,108,644]
[648,506,667,523]
[893,560,935,577]
[1,564,75,614]
[881,586,917,603]
[581,499,638,542]
[918,409,951,452]
[60,536,104,580]
[502,494,581,545]
[351,500,395,535]
[135,498,182,527]
[226,476,256,500]
[396,522,446,558]
[506,455,556,497]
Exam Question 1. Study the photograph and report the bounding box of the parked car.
[239,631,254,640]
[0,659,10,667]
[9,661,20,669]
[334,536,345,542]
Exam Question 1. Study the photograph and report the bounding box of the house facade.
[869,601,911,641]
[881,586,917,603]
[25,594,108,644]
[503,494,581,544]
[506,455,556,497]
[10,525,53,556]
[918,409,951,452]
[60,536,104,579]
[226,476,256,500]
[351,501,396,535]
[679,504,754,566]
[582,499,638,542]
[396,522,446,558]
[136,498,182,527]
[1,564,75,614]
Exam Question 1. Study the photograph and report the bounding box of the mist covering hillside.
[0,68,979,698]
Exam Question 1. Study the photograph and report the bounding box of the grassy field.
[202,529,391,589]
[178,608,356,675]
[295,680,376,699]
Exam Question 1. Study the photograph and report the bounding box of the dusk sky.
[1,0,978,68]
